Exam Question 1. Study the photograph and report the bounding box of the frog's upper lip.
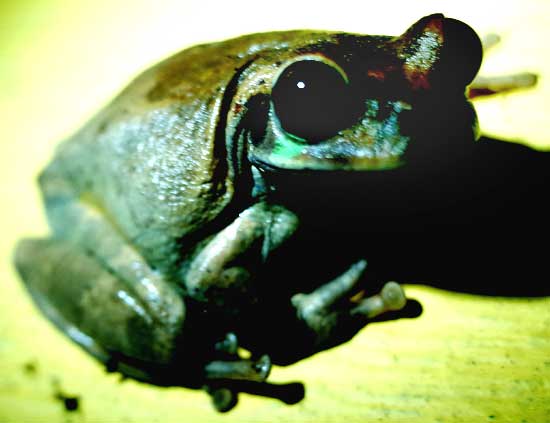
[250,154,403,173]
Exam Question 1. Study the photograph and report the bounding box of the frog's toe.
[253,354,272,381]
[202,353,271,412]
[204,354,271,382]
[292,277,407,349]
[206,386,239,412]
[215,332,238,355]
[291,260,367,322]
[481,33,501,51]
[350,281,407,319]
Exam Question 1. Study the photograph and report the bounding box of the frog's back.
[40,30,341,275]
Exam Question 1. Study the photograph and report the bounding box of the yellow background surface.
[1,1,549,422]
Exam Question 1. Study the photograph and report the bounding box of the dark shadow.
[262,135,550,297]
[219,380,305,405]
[370,298,423,323]
[96,135,548,411]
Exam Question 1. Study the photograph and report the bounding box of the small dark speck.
[54,392,80,412]
[62,396,79,412]
[259,79,265,85]
[98,121,108,134]
[488,415,495,420]
[52,376,80,412]
[106,357,119,373]
[23,361,38,376]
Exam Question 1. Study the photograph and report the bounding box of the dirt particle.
[51,378,81,413]
[55,392,80,412]
[22,361,38,376]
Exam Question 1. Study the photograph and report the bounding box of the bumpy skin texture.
[15,14,493,410]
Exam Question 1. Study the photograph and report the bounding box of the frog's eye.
[271,59,361,143]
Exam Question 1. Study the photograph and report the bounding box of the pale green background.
[1,0,549,422]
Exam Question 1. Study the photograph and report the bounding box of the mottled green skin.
[15,14,481,408]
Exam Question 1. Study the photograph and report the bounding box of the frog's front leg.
[291,260,407,350]
[183,202,298,303]
[180,202,297,410]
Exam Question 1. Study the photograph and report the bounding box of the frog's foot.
[203,355,271,412]
[469,33,537,98]
[291,260,407,348]
[204,385,238,413]
[204,332,272,412]
[349,281,407,318]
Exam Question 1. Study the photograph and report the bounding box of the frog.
[14,13,538,412]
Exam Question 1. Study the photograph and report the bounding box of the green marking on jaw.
[271,135,305,161]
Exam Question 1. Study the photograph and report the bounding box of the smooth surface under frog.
[15,13,542,411]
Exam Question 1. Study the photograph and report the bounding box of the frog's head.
[228,14,482,174]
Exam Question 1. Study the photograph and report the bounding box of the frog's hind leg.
[14,237,186,384]
[15,239,110,363]
[291,260,407,350]
[469,33,537,98]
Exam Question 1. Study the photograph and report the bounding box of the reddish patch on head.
[403,67,432,91]
[397,14,445,91]
[367,69,386,81]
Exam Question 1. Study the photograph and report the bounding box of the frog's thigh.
[15,238,185,370]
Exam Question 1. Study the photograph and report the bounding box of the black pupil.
[271,60,359,143]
